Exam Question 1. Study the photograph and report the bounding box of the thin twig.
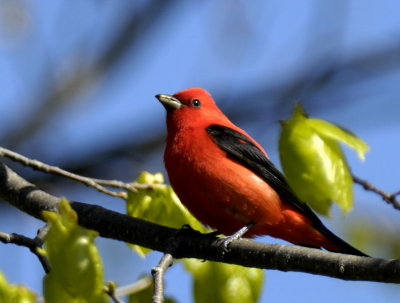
[107,291,124,303]
[104,282,124,303]
[114,276,153,297]
[151,254,174,303]
[90,178,153,192]
[0,147,127,199]
[0,231,51,273]
[105,277,153,302]
[34,224,51,246]
[353,175,400,210]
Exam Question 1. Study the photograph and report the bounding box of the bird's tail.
[320,226,368,257]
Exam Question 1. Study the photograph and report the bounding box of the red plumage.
[156,88,366,256]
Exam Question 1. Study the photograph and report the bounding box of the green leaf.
[42,199,108,303]
[307,118,369,160]
[184,260,263,303]
[279,103,369,215]
[0,272,36,303]
[126,172,207,257]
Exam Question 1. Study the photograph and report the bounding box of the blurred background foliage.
[0,1,399,302]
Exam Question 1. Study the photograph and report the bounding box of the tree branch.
[0,147,127,199]
[114,276,152,298]
[1,161,399,283]
[104,282,124,303]
[0,231,50,273]
[0,146,154,199]
[151,254,174,303]
[353,175,400,210]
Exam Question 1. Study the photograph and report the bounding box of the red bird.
[156,88,366,256]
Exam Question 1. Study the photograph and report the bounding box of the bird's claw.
[216,222,255,258]
[216,235,236,258]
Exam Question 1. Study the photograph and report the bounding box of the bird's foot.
[216,222,255,258]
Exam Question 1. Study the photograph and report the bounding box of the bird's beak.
[155,94,183,110]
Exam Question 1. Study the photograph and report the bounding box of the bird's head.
[156,88,231,132]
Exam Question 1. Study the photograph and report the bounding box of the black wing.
[206,124,321,226]
[206,124,368,256]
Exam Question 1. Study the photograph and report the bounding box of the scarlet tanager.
[156,88,367,256]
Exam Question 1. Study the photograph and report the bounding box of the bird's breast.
[164,128,283,235]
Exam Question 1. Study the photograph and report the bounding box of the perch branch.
[1,161,399,283]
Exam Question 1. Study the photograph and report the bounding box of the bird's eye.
[192,99,201,107]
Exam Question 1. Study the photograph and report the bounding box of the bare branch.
[89,178,153,192]
[0,146,155,199]
[151,254,174,303]
[104,282,124,303]
[353,175,400,210]
[1,160,399,283]
[0,147,127,199]
[108,293,124,303]
[105,277,153,302]
[34,224,51,246]
[0,231,50,273]
[114,276,152,298]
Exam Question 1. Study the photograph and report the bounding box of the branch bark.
[1,161,399,284]
[152,254,174,303]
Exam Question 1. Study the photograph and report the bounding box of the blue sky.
[0,1,400,302]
